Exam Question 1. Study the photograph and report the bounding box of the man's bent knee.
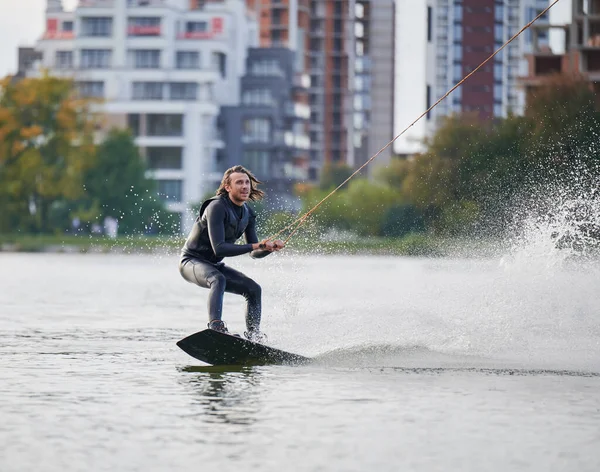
[207,272,227,291]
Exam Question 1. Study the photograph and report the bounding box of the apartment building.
[521,0,600,99]
[353,0,395,170]
[247,0,354,179]
[29,0,257,232]
[394,0,550,156]
[219,47,310,201]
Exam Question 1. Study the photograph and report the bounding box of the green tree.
[0,74,98,233]
[319,162,354,190]
[82,129,167,234]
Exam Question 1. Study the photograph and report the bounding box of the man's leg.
[179,259,226,324]
[219,265,262,332]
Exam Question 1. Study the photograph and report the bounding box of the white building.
[31,0,258,232]
[393,0,553,156]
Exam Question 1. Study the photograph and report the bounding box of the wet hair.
[216,165,265,201]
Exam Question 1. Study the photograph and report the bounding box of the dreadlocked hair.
[216,165,265,201]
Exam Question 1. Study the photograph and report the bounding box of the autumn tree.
[0,74,98,233]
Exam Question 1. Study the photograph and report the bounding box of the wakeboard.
[177,329,310,366]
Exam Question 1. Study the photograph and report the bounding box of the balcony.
[285,103,311,119]
[127,0,166,6]
[42,31,74,40]
[293,73,311,88]
[128,25,161,36]
[79,0,115,7]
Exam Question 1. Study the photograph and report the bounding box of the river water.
[1,250,599,472]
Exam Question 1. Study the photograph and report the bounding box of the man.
[179,165,284,342]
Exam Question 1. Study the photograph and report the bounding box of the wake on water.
[300,177,600,374]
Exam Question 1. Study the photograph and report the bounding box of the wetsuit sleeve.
[244,209,270,259]
[206,201,253,258]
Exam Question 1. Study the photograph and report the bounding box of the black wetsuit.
[179,195,269,331]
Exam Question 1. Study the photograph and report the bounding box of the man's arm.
[244,213,271,259]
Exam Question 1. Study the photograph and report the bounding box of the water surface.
[1,253,599,472]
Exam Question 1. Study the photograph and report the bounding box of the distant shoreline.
[0,233,513,258]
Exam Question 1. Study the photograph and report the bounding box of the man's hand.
[271,240,285,251]
[253,239,285,252]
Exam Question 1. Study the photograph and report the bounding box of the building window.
[494,63,503,83]
[62,21,74,32]
[176,51,200,69]
[80,49,111,69]
[454,43,462,61]
[55,51,73,69]
[356,41,364,56]
[131,49,161,68]
[454,4,463,21]
[147,114,184,137]
[156,180,182,202]
[186,21,208,33]
[243,151,270,177]
[242,119,270,142]
[132,82,164,100]
[76,81,104,98]
[250,59,283,77]
[81,17,113,37]
[453,23,462,41]
[494,84,503,101]
[356,2,364,18]
[495,24,504,43]
[427,6,432,42]
[169,82,198,100]
[147,147,183,170]
[128,17,161,36]
[242,89,274,106]
[426,85,432,120]
[128,114,140,136]
[212,52,226,78]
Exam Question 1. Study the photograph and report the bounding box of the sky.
[0,0,76,78]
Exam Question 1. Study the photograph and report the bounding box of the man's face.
[225,172,251,204]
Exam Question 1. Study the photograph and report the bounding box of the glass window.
[494,84,503,101]
[242,89,274,106]
[81,17,112,37]
[131,50,161,69]
[147,114,184,137]
[186,21,208,33]
[212,52,227,78]
[80,49,111,69]
[454,4,463,21]
[454,44,462,61]
[495,24,504,43]
[243,119,270,142]
[453,63,462,81]
[454,23,462,42]
[176,51,200,69]
[147,147,182,170]
[132,82,164,100]
[76,81,104,98]
[494,63,503,82]
[128,17,161,36]
[495,4,504,21]
[169,83,197,100]
[56,51,73,69]
[156,180,182,203]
